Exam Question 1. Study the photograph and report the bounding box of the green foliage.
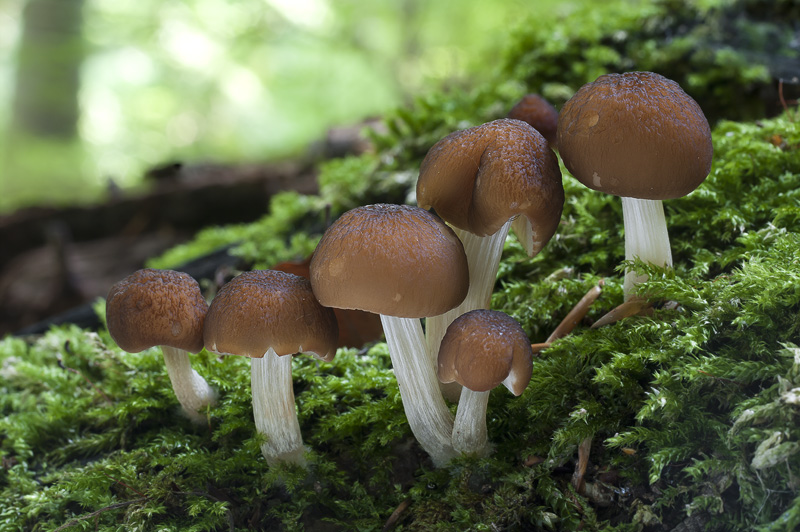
[5,111,800,530]
[317,154,415,213]
[148,190,323,270]
[501,0,798,123]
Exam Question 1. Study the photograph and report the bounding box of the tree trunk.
[12,0,85,139]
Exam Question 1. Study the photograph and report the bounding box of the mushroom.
[106,268,216,423]
[309,203,469,467]
[203,269,338,466]
[507,94,559,147]
[437,309,533,456]
[557,71,713,298]
[416,118,563,398]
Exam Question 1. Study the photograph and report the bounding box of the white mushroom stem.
[452,388,492,457]
[251,349,306,466]
[161,345,217,423]
[621,197,673,299]
[381,314,457,467]
[425,219,513,402]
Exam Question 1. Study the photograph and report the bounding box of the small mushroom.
[310,203,468,467]
[507,94,559,147]
[106,268,216,423]
[417,118,563,398]
[557,71,713,298]
[438,309,533,456]
[203,269,337,466]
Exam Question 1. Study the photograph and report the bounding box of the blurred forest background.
[0,0,588,213]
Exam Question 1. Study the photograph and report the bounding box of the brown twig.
[53,498,148,531]
[571,436,593,494]
[531,279,605,352]
[779,78,799,110]
[383,499,411,531]
[530,342,551,354]
[523,455,545,467]
[778,78,799,122]
[590,297,653,329]
[546,280,604,343]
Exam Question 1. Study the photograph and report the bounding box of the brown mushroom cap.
[106,268,207,354]
[309,204,469,318]
[437,309,533,395]
[507,94,559,146]
[203,269,338,361]
[416,118,564,251]
[557,71,713,200]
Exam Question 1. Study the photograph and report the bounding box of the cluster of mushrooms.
[105,72,713,468]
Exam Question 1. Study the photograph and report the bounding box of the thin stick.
[545,280,604,343]
[383,499,411,531]
[530,342,551,354]
[530,279,605,352]
[778,78,799,120]
[571,436,593,494]
[590,297,652,329]
[779,79,788,111]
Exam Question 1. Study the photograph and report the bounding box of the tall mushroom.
[417,118,563,397]
[309,203,469,467]
[557,71,713,298]
[203,269,338,466]
[106,268,216,423]
[438,309,533,456]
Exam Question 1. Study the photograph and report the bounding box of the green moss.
[3,0,800,529]
[4,111,799,530]
[147,191,324,270]
[501,0,798,123]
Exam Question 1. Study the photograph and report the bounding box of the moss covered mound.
[2,0,800,530]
